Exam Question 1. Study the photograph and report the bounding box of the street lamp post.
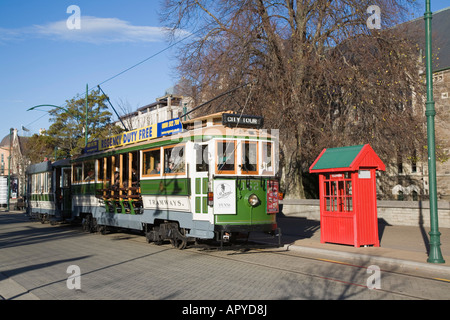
[424,0,445,264]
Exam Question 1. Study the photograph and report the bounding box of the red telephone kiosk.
[309,144,385,247]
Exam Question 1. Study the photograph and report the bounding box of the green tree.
[23,132,56,164]
[44,89,122,159]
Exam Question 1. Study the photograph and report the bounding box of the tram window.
[38,173,43,193]
[195,144,209,172]
[63,169,70,187]
[216,140,236,173]
[262,142,273,174]
[241,141,258,174]
[84,161,95,181]
[47,172,51,193]
[143,148,161,176]
[97,158,104,181]
[33,174,38,193]
[43,172,48,193]
[73,163,83,183]
[106,157,112,183]
[164,144,185,174]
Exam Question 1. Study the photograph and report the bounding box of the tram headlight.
[248,194,260,207]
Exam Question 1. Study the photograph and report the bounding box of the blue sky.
[1,0,449,137]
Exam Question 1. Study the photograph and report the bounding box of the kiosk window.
[324,174,353,213]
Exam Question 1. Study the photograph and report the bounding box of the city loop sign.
[221,113,263,129]
[85,117,182,154]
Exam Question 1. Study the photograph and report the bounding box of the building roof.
[0,133,11,147]
[309,144,385,173]
[399,6,450,72]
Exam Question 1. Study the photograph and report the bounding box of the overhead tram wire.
[96,30,196,88]
[25,28,200,130]
[180,81,254,120]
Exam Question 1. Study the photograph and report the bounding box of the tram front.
[205,113,280,243]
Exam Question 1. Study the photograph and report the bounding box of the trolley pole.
[424,0,445,264]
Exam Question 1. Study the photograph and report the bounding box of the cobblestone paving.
[1,212,449,301]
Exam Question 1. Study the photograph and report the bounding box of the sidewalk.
[269,213,450,276]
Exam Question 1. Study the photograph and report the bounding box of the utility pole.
[6,128,12,211]
[85,83,89,147]
[424,0,445,263]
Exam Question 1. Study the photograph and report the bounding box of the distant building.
[381,7,450,200]
[116,94,193,130]
[0,129,30,202]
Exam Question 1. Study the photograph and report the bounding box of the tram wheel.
[82,214,93,233]
[98,225,107,235]
[170,228,187,250]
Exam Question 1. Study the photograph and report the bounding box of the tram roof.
[75,116,274,162]
[181,110,232,125]
[26,161,52,174]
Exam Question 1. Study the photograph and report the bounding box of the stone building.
[381,7,450,200]
[0,128,30,204]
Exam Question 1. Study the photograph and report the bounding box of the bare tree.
[163,0,425,198]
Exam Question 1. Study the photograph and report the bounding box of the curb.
[0,272,40,300]
[285,243,450,275]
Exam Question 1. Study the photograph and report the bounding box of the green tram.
[26,158,72,223]
[29,111,280,248]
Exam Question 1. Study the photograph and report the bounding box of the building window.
[397,154,403,174]
[411,150,417,173]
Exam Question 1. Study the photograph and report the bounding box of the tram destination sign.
[222,113,263,129]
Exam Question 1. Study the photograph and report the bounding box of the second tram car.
[26,158,72,223]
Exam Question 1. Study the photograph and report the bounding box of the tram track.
[183,244,447,300]
[28,221,449,300]
[74,224,449,300]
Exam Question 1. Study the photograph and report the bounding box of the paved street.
[0,211,449,303]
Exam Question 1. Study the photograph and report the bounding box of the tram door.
[191,143,212,222]
[61,168,72,219]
